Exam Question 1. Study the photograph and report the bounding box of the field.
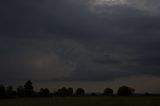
[0,96,160,106]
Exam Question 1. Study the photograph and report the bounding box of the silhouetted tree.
[90,93,98,96]
[76,88,85,96]
[39,88,50,97]
[24,80,34,97]
[0,84,5,98]
[6,86,16,98]
[117,86,135,96]
[39,88,44,96]
[104,88,114,96]
[17,86,25,97]
[67,88,73,96]
[55,87,74,96]
[144,92,152,96]
[57,87,68,96]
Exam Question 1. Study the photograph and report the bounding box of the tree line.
[0,80,146,98]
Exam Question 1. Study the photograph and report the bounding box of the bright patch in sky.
[93,0,126,6]
[89,0,159,15]
[89,0,127,13]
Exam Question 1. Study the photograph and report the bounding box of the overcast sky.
[0,0,160,92]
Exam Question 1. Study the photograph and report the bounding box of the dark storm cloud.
[1,0,160,40]
[1,0,160,81]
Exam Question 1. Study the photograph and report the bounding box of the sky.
[0,0,160,93]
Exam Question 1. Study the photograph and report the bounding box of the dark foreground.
[0,96,160,106]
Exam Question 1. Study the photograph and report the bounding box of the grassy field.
[0,96,160,106]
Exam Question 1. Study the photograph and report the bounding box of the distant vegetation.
[0,80,154,99]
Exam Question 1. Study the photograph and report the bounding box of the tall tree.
[55,87,74,96]
[24,80,34,97]
[6,86,16,98]
[67,88,73,96]
[76,88,85,96]
[0,84,5,98]
[39,88,50,97]
[17,86,25,97]
[104,88,114,96]
[59,87,68,96]
[117,86,135,96]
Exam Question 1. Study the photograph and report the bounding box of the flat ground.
[0,96,160,106]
